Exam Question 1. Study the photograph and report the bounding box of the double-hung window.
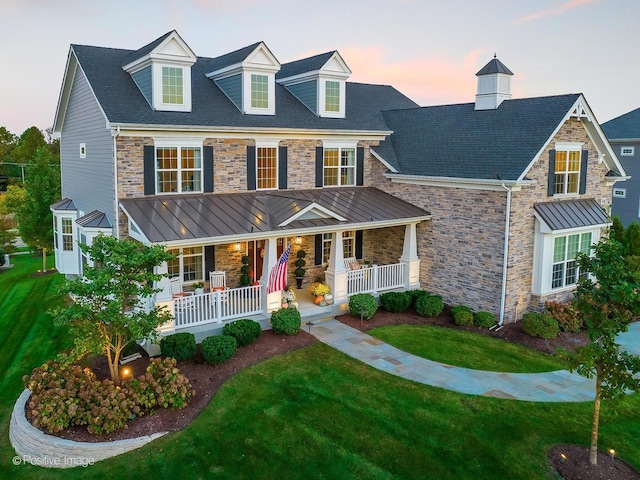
[61,218,74,251]
[257,147,277,190]
[156,145,202,194]
[551,232,592,289]
[325,81,340,112]
[251,74,269,109]
[554,148,581,195]
[322,231,356,263]
[324,147,356,186]
[162,66,184,105]
[167,246,204,283]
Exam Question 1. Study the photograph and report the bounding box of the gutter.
[112,126,120,239]
[495,182,513,329]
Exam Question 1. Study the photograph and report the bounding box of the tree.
[52,235,175,383]
[624,222,640,256]
[12,126,47,164]
[609,216,625,244]
[561,238,640,465]
[6,147,60,271]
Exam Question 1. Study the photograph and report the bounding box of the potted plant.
[192,281,205,295]
[309,281,330,305]
[294,249,306,289]
[240,255,251,287]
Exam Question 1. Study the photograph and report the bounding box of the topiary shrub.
[522,312,559,339]
[201,335,237,365]
[415,294,444,318]
[349,293,378,320]
[159,332,196,361]
[379,291,412,313]
[271,307,301,335]
[545,301,583,333]
[474,311,496,329]
[453,310,474,326]
[222,319,262,346]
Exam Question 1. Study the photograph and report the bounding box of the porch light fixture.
[234,243,242,252]
[295,236,302,245]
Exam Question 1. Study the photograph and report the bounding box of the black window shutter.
[314,234,323,265]
[355,230,363,259]
[547,149,556,196]
[247,146,256,191]
[315,147,324,187]
[203,146,214,193]
[278,146,288,190]
[143,145,155,195]
[205,245,215,279]
[579,150,588,194]
[356,147,364,186]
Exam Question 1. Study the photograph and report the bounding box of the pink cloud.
[338,46,489,106]
[510,0,599,24]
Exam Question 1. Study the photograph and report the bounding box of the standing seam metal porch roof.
[119,187,431,244]
[534,198,609,231]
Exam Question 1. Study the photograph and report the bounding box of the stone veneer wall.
[10,389,165,469]
[371,226,405,266]
[505,118,613,320]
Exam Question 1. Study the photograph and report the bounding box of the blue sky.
[1,0,639,135]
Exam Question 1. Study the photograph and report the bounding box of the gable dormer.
[206,42,280,116]
[122,31,197,112]
[277,51,351,118]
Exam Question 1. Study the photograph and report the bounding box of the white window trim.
[243,71,275,115]
[613,188,626,198]
[621,146,634,156]
[79,143,86,159]
[319,78,346,118]
[322,140,357,187]
[553,142,582,197]
[154,139,204,195]
[151,63,192,112]
[532,221,600,295]
[167,246,205,284]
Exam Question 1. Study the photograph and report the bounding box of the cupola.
[475,55,513,110]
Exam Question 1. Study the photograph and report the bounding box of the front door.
[248,239,285,281]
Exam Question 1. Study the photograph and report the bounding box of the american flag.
[267,242,292,294]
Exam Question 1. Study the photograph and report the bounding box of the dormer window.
[123,31,196,113]
[325,80,340,112]
[251,74,269,109]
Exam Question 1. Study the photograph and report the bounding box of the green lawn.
[368,324,567,372]
[1,257,638,479]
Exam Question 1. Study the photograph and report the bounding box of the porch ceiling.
[119,187,431,244]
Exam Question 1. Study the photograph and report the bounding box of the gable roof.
[124,30,175,65]
[119,187,430,244]
[204,41,270,75]
[56,42,417,134]
[277,51,336,79]
[601,107,640,140]
[373,94,582,181]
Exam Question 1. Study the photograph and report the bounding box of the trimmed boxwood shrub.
[408,289,430,307]
[201,335,237,365]
[451,305,472,316]
[522,312,559,339]
[271,308,301,335]
[453,310,474,326]
[415,294,444,318]
[474,311,496,329]
[159,332,196,361]
[349,293,378,320]
[379,291,412,313]
[222,319,262,346]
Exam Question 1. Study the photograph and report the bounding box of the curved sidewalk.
[308,320,597,402]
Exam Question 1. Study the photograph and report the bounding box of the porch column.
[400,223,421,289]
[325,231,348,303]
[260,237,281,314]
[154,261,175,338]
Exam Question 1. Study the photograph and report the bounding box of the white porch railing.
[346,263,405,295]
[172,285,262,329]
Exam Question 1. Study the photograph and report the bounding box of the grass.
[0,257,638,479]
[368,324,567,372]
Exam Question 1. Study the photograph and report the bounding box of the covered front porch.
[119,187,431,336]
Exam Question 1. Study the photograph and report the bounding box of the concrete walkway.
[309,320,608,403]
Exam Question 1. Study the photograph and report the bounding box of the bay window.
[551,232,592,289]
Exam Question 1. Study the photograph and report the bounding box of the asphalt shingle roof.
[375,94,580,181]
[601,107,640,140]
[476,58,513,76]
[71,44,418,131]
[277,51,336,79]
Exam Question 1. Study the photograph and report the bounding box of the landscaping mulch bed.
[35,308,637,479]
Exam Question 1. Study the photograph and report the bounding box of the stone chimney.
[475,55,513,110]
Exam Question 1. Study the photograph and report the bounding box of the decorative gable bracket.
[278,202,347,227]
[569,99,592,122]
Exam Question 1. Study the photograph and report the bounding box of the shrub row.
[451,305,496,328]
[23,358,194,435]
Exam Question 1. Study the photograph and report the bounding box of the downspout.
[495,182,512,329]
[112,126,120,239]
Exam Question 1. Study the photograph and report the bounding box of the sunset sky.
[1,0,638,135]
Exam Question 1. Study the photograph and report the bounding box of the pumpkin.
[314,295,324,305]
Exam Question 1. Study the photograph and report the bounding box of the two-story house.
[51,31,626,337]
[601,108,640,226]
